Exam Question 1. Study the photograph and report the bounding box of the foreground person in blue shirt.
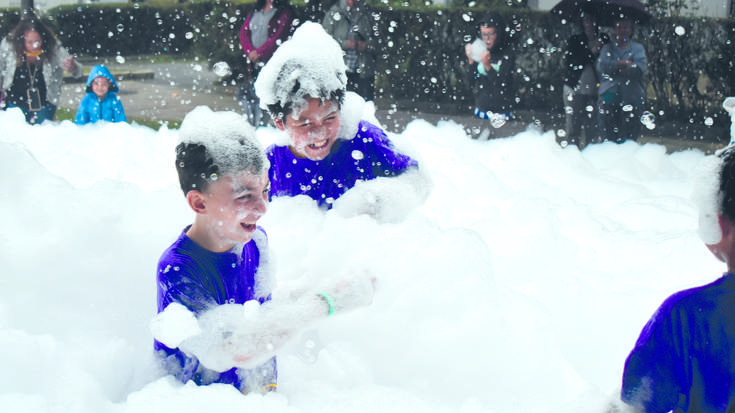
[621,144,735,412]
[154,107,374,394]
[75,65,126,124]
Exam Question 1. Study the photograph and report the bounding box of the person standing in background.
[75,64,127,125]
[464,13,516,138]
[596,17,647,143]
[237,0,294,126]
[0,18,82,124]
[322,0,377,101]
[562,12,608,149]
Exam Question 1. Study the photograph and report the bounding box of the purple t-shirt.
[266,120,418,208]
[154,226,276,393]
[622,272,735,412]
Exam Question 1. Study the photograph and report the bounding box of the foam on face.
[254,22,347,120]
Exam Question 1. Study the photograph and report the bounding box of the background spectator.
[75,64,127,125]
[237,0,294,126]
[464,13,516,137]
[562,12,608,148]
[322,0,377,101]
[596,17,647,143]
[0,18,82,124]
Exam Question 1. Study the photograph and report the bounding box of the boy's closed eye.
[234,185,270,200]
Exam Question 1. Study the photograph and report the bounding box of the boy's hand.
[323,270,376,313]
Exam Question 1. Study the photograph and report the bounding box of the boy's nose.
[254,196,268,214]
[307,124,327,139]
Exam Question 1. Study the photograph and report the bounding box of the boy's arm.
[157,258,220,316]
[154,269,375,372]
[332,167,431,223]
[621,301,685,412]
[332,124,431,222]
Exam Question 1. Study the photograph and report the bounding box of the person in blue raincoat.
[75,65,127,125]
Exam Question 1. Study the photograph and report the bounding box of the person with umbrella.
[596,17,647,143]
[562,11,609,148]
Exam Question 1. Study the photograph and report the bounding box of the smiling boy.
[254,22,429,220]
[75,65,127,125]
[154,106,276,393]
[154,106,375,394]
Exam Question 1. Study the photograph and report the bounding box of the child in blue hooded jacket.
[75,65,127,124]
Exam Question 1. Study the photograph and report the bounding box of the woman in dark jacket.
[464,14,516,125]
[0,18,82,124]
[562,12,608,148]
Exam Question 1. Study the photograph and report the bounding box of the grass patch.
[56,107,182,130]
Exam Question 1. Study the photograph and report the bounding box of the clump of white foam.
[254,22,347,120]
[694,150,725,245]
[469,38,487,62]
[177,106,267,176]
[150,302,201,349]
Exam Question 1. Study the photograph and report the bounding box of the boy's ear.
[274,117,286,131]
[708,214,735,264]
[186,190,208,214]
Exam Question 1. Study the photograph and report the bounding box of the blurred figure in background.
[322,0,377,101]
[464,13,516,139]
[562,12,608,149]
[75,64,127,125]
[596,17,647,143]
[0,18,82,124]
[237,0,294,126]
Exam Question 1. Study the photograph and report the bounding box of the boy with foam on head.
[152,106,374,394]
[620,144,735,412]
[75,65,127,125]
[254,22,430,222]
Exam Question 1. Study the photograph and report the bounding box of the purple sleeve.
[359,121,418,178]
[621,295,689,412]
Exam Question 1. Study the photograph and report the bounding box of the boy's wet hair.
[175,139,267,196]
[174,109,267,196]
[265,62,346,121]
[175,143,217,195]
[718,146,735,223]
[254,22,347,122]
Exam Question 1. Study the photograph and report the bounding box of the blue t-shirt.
[154,226,276,393]
[266,120,418,208]
[622,272,735,412]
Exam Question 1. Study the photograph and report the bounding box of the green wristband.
[317,292,335,316]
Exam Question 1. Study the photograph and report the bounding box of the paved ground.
[61,56,731,155]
